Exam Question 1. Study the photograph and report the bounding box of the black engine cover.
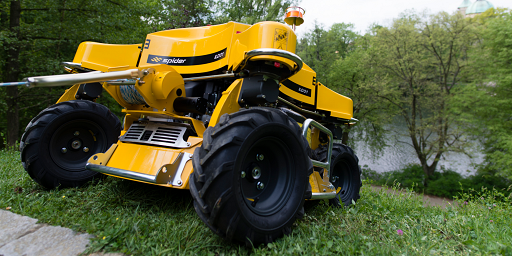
[237,75,279,106]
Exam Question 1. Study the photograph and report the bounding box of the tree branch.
[22,8,96,12]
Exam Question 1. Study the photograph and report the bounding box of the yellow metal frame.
[89,141,196,189]
[279,63,317,106]
[316,82,353,119]
[53,21,354,197]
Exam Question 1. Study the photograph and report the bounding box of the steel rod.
[22,69,142,88]
[310,192,337,200]
[86,163,157,184]
[278,97,322,117]
[0,81,29,87]
[183,73,236,82]
[302,118,333,176]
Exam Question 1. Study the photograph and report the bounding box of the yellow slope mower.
[7,7,361,246]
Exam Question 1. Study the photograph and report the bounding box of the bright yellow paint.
[88,144,118,166]
[65,22,352,123]
[279,63,317,106]
[309,172,320,193]
[140,22,245,74]
[107,142,178,174]
[308,171,335,194]
[56,84,80,103]
[316,82,353,120]
[73,42,141,71]
[133,65,185,112]
[232,21,296,54]
[101,141,198,189]
[139,21,296,74]
[208,79,243,127]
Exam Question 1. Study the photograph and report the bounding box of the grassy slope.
[1,149,511,255]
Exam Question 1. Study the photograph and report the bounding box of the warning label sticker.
[273,28,288,50]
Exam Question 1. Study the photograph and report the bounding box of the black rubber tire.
[313,143,361,207]
[20,100,121,189]
[189,107,313,246]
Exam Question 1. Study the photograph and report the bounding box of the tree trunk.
[5,1,21,147]
[419,152,440,186]
[419,157,430,186]
[342,124,351,145]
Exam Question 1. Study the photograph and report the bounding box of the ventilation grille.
[120,122,189,148]
[123,124,145,140]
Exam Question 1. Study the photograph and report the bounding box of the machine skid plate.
[86,142,195,188]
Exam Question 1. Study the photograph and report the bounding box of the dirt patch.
[369,185,457,208]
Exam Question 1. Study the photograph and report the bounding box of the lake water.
[351,129,485,176]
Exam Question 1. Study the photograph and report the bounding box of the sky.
[295,0,512,37]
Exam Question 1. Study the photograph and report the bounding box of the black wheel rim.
[49,119,108,171]
[331,159,354,203]
[240,137,294,216]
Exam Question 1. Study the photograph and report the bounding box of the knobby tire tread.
[20,100,120,189]
[190,107,313,246]
[314,143,362,207]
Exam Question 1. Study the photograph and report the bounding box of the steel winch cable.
[119,85,146,105]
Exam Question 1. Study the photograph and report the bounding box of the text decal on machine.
[281,79,312,97]
[147,48,227,66]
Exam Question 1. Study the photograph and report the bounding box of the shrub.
[426,170,463,197]
[467,169,510,190]
[360,165,382,181]
[377,164,425,192]
[370,164,511,199]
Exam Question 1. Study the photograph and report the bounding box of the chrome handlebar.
[21,69,144,88]
[240,48,303,77]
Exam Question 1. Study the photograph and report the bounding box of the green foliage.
[385,164,426,192]
[474,10,512,179]
[147,0,215,30]
[212,0,298,25]
[298,11,483,171]
[466,169,511,193]
[364,11,479,177]
[296,22,389,151]
[452,9,512,180]
[426,170,465,198]
[0,0,160,147]
[361,165,382,182]
[327,45,388,152]
[369,164,426,193]
[371,164,511,199]
[297,22,358,85]
[2,149,512,254]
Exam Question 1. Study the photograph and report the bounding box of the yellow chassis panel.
[92,141,198,189]
[279,64,316,106]
[316,83,353,119]
[309,171,335,195]
[73,42,141,71]
[90,140,332,194]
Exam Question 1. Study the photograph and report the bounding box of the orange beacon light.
[284,6,305,30]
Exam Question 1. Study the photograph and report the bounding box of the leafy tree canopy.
[453,9,512,180]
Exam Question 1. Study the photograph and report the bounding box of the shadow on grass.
[98,177,195,213]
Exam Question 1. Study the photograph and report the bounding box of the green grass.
[1,149,512,255]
